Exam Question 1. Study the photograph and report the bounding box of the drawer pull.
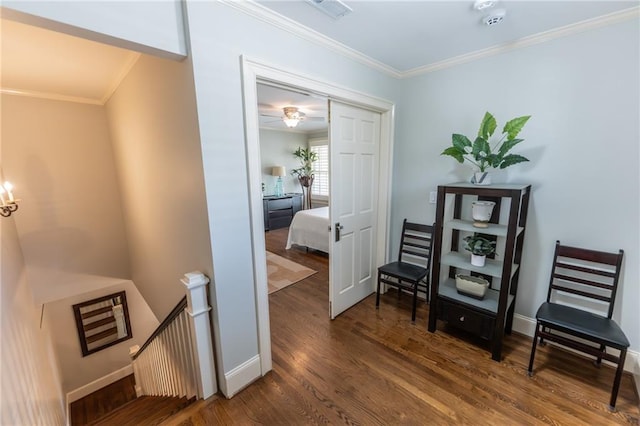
[459,316,465,322]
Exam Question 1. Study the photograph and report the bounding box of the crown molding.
[101,51,141,104]
[226,2,638,80]
[398,6,640,78]
[1,52,140,106]
[0,87,103,105]
[220,0,403,79]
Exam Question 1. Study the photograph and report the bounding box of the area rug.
[266,251,317,294]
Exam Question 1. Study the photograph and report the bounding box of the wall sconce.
[0,182,19,217]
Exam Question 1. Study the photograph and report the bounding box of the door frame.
[240,56,395,375]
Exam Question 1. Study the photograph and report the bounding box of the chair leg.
[527,324,540,376]
[609,349,627,411]
[411,281,418,323]
[376,273,382,308]
[594,344,606,367]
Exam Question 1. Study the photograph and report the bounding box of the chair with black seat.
[527,240,628,410]
[376,219,433,322]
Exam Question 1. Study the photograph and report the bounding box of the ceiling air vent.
[305,0,353,20]
[483,8,506,26]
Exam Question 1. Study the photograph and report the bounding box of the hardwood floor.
[70,374,137,425]
[165,227,639,425]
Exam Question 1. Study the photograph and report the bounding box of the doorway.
[241,57,394,375]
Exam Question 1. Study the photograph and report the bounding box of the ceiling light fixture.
[305,0,352,20]
[283,106,303,128]
[483,8,506,26]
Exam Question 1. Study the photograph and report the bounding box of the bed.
[286,206,330,253]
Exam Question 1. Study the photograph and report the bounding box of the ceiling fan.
[260,105,325,129]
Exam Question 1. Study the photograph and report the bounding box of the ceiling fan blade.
[304,117,326,122]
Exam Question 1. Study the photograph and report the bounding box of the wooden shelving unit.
[428,182,531,361]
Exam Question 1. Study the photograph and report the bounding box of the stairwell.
[87,395,195,426]
[70,374,196,426]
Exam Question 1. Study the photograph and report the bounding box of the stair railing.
[130,271,216,400]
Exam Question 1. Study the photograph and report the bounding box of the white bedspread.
[286,206,330,253]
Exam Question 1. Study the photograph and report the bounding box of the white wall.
[1,218,65,425]
[395,19,639,352]
[184,1,399,392]
[1,0,186,59]
[46,281,159,394]
[259,129,308,196]
[1,94,131,304]
[105,54,213,320]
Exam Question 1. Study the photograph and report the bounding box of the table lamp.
[272,166,286,196]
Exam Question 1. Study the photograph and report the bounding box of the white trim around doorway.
[240,56,395,376]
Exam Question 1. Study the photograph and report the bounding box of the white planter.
[473,171,492,185]
[471,201,496,228]
[471,254,486,267]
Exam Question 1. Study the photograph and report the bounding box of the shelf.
[440,252,519,279]
[443,182,530,191]
[438,278,514,316]
[446,219,505,237]
[429,182,531,361]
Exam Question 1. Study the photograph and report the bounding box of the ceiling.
[258,84,328,133]
[1,1,637,116]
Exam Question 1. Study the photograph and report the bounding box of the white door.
[329,101,381,318]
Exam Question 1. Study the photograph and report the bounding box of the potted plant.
[441,112,531,185]
[291,147,318,209]
[463,234,496,267]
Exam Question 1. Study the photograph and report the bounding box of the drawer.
[268,198,293,210]
[269,216,292,230]
[437,299,494,340]
[269,209,292,219]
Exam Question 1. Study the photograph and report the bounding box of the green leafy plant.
[463,234,496,256]
[291,147,317,179]
[441,112,531,172]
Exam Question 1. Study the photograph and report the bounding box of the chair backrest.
[397,219,434,270]
[547,240,624,319]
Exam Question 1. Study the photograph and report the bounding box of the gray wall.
[184,1,400,386]
[395,19,639,350]
[259,129,308,196]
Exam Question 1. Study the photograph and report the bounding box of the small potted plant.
[463,234,496,267]
[441,112,531,185]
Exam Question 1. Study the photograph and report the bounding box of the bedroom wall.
[1,217,65,425]
[395,18,639,355]
[259,129,307,196]
[105,54,213,321]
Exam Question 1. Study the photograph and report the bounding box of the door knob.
[335,223,344,242]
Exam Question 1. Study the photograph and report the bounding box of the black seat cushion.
[378,261,427,282]
[536,302,630,349]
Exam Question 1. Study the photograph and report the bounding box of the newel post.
[182,271,217,399]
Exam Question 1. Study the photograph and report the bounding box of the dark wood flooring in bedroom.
[164,227,639,425]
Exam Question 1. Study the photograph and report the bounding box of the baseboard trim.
[512,313,639,375]
[222,354,261,398]
[66,364,133,404]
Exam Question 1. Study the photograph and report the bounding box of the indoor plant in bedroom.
[291,147,318,209]
[441,112,531,185]
[463,234,496,267]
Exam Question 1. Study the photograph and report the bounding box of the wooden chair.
[527,241,628,410]
[376,220,433,322]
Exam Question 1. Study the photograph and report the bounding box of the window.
[310,144,329,199]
